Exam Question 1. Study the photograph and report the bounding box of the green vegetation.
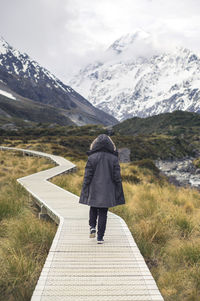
[51,159,200,301]
[113,110,200,135]
[1,111,200,161]
[0,151,56,301]
[113,110,200,160]
[0,130,197,162]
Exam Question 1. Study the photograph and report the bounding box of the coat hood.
[87,134,118,157]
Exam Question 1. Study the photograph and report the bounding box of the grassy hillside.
[0,130,198,162]
[0,151,56,301]
[51,159,200,301]
[1,110,199,161]
[113,110,200,136]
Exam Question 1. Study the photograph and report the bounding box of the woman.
[79,134,125,244]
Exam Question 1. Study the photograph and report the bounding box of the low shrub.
[133,158,160,175]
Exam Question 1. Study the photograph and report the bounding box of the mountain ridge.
[70,30,200,121]
[0,37,117,126]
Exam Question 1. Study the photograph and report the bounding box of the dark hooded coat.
[79,134,125,208]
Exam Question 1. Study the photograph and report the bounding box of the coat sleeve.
[113,157,125,205]
[79,157,95,204]
[113,157,122,183]
[82,157,94,186]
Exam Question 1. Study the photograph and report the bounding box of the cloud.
[0,0,200,83]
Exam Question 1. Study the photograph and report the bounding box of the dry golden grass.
[0,150,56,301]
[52,159,200,301]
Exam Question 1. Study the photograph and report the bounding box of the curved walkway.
[0,146,164,301]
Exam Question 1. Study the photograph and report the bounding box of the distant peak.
[0,36,8,46]
[0,36,10,55]
[0,36,6,42]
[108,30,151,54]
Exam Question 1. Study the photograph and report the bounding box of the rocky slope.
[70,30,200,121]
[0,37,117,126]
[0,90,75,129]
[155,158,200,189]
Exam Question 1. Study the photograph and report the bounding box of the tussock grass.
[0,151,56,301]
[52,159,200,301]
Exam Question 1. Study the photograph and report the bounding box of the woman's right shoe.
[97,238,104,244]
[89,227,96,238]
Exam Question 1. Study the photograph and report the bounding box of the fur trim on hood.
[87,134,118,156]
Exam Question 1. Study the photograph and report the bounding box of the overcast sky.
[1,0,200,84]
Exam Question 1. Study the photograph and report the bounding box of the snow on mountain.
[0,89,16,100]
[0,36,75,95]
[70,30,200,121]
[0,36,117,125]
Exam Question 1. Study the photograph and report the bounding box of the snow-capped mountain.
[0,37,117,126]
[70,30,200,121]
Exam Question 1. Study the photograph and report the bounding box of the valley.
[1,30,200,301]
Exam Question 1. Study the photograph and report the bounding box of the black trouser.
[89,207,108,239]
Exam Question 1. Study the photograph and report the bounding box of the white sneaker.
[97,238,104,244]
[89,227,96,238]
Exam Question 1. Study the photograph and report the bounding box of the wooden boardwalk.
[0,146,164,301]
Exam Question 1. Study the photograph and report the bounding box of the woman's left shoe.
[89,227,96,238]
